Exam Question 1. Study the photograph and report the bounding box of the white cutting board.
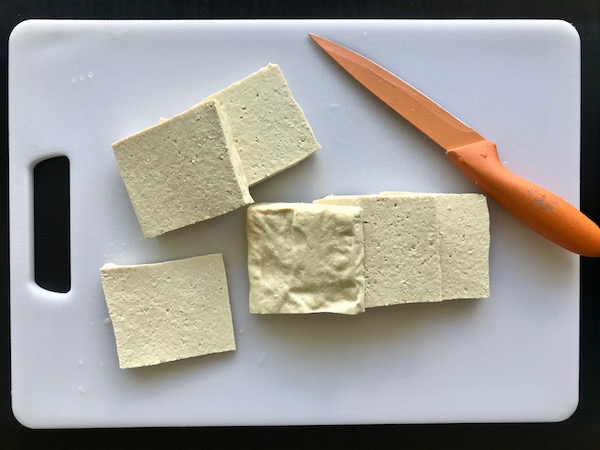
[9,19,580,428]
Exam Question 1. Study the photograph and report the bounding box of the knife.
[309,33,600,257]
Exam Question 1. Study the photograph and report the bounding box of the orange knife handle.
[446,140,600,257]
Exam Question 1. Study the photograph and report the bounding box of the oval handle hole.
[33,156,71,293]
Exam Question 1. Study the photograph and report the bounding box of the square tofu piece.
[247,203,365,315]
[380,192,490,299]
[208,64,320,186]
[112,99,253,239]
[100,254,235,369]
[315,195,442,307]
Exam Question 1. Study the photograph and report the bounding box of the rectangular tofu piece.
[100,254,235,369]
[314,195,443,307]
[208,64,320,186]
[247,203,364,315]
[380,192,490,299]
[112,99,253,239]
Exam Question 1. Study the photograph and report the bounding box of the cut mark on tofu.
[247,203,365,315]
[100,254,236,369]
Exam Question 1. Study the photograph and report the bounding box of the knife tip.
[308,33,329,49]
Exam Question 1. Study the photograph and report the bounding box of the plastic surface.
[9,19,580,428]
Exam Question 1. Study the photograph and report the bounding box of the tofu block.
[207,64,320,186]
[100,254,236,369]
[247,203,365,315]
[315,195,442,307]
[112,100,253,239]
[381,192,490,299]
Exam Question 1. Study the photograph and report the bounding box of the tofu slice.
[100,254,235,369]
[247,203,365,315]
[207,64,320,186]
[434,194,490,299]
[381,192,490,299]
[314,195,442,307]
[112,99,253,239]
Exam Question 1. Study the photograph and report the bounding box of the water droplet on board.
[78,385,85,393]
[104,317,111,325]
[78,358,84,366]
[79,74,84,81]
[71,77,76,83]
[330,103,340,109]
[87,71,93,79]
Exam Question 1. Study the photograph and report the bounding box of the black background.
[1,1,599,449]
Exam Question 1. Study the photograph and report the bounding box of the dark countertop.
[2,1,599,449]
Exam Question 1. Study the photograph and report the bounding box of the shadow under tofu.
[246,298,485,385]
[253,297,482,350]
[126,349,236,385]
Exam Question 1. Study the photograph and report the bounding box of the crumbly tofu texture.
[315,193,490,307]
[314,195,442,307]
[207,64,320,186]
[247,203,365,315]
[381,192,490,299]
[112,99,253,239]
[100,254,236,369]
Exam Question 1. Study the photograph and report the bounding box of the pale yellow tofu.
[315,195,442,307]
[100,254,236,369]
[207,64,320,186]
[112,100,253,239]
[247,203,364,315]
[380,192,490,300]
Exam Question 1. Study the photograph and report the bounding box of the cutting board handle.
[33,156,71,292]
